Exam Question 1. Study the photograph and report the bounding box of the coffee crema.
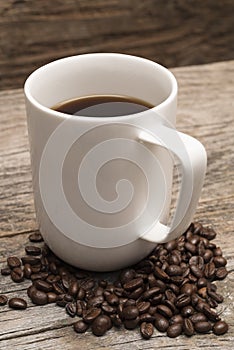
[52,95,154,117]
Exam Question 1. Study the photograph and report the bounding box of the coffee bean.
[164,240,177,251]
[10,267,24,283]
[119,269,136,285]
[170,314,184,325]
[181,305,195,318]
[198,287,207,298]
[180,283,197,296]
[65,302,77,317]
[189,256,204,270]
[25,245,41,256]
[197,277,207,289]
[21,256,41,266]
[127,287,144,300]
[101,301,116,315]
[207,289,224,303]
[183,318,194,336]
[83,308,102,323]
[157,304,173,318]
[76,300,86,316]
[175,294,191,308]
[137,301,150,314]
[154,266,170,282]
[154,313,169,332]
[110,314,122,327]
[29,232,43,242]
[124,317,139,329]
[31,272,48,281]
[202,305,220,322]
[122,305,139,320]
[167,323,183,338]
[8,297,27,310]
[47,292,57,303]
[74,320,89,333]
[30,289,48,305]
[200,227,216,240]
[92,315,112,336]
[204,262,216,279]
[123,277,143,291]
[142,287,161,300]
[190,312,207,323]
[203,249,213,263]
[215,267,228,280]
[166,264,183,276]
[213,247,222,256]
[7,256,21,269]
[140,322,154,339]
[23,264,32,279]
[1,267,11,275]
[139,313,155,323]
[213,320,228,335]
[34,279,53,292]
[105,293,119,306]
[0,295,8,306]
[185,242,197,254]
[190,265,203,278]
[194,321,212,333]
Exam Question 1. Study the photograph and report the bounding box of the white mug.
[24,53,206,271]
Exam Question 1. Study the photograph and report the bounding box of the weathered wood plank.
[0,0,234,90]
[0,61,234,348]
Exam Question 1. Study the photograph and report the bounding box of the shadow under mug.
[24,53,207,271]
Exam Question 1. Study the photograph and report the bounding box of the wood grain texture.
[0,60,234,348]
[0,0,234,90]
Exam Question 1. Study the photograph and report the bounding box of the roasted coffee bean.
[167,323,183,338]
[168,283,180,295]
[164,240,177,251]
[124,317,139,329]
[123,277,143,291]
[157,304,173,318]
[165,289,176,303]
[185,242,197,254]
[34,279,53,292]
[31,272,48,281]
[53,282,66,295]
[166,265,183,276]
[163,299,177,314]
[142,287,161,300]
[8,297,27,310]
[213,256,227,267]
[25,245,41,256]
[137,301,150,314]
[95,286,104,296]
[139,313,155,323]
[29,232,43,242]
[124,299,136,306]
[7,256,21,269]
[180,283,197,296]
[170,314,184,325]
[110,314,122,327]
[183,318,194,336]
[189,256,204,269]
[67,280,79,297]
[212,320,228,335]
[148,306,157,315]
[194,321,212,333]
[201,227,216,240]
[0,295,8,306]
[213,247,222,256]
[181,305,195,318]
[65,302,77,317]
[1,267,11,275]
[151,294,163,305]
[105,293,119,306]
[76,300,85,316]
[190,312,207,323]
[190,265,203,278]
[21,256,41,266]
[207,296,218,309]
[203,249,213,263]
[154,313,169,332]
[197,277,207,289]
[202,305,220,322]
[101,301,116,315]
[204,262,216,279]
[74,320,89,333]
[168,254,181,266]
[23,264,32,279]
[47,292,57,303]
[207,289,224,303]
[175,294,191,308]
[122,305,139,320]
[30,289,48,305]
[154,266,170,282]
[127,287,144,300]
[83,308,101,323]
[119,269,136,285]
[11,267,24,283]
[46,274,60,284]
[215,267,228,280]
[92,315,112,336]
[198,287,207,298]
[140,322,154,339]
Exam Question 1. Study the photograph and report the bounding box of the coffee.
[52,95,153,117]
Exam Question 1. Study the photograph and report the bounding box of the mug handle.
[137,124,207,243]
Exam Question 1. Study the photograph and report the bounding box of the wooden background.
[0,0,234,90]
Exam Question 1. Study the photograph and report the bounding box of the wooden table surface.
[0,60,233,349]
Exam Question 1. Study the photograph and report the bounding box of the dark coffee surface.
[52,95,153,117]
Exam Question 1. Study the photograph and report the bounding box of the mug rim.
[24,53,178,122]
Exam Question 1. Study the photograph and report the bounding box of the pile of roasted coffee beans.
[0,222,229,339]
